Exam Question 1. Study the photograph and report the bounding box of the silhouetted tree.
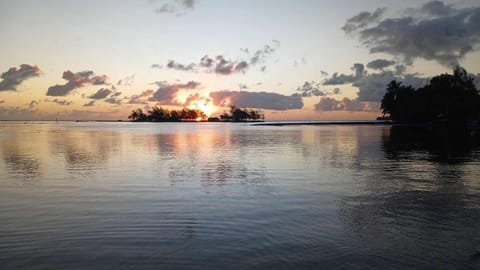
[381,67,479,124]
[128,108,147,121]
[220,105,264,121]
[128,106,207,122]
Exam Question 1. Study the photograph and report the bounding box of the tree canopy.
[219,106,265,122]
[381,67,479,124]
[128,106,206,122]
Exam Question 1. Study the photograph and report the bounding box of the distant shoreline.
[253,120,392,126]
[0,119,391,125]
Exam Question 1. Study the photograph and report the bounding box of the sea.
[0,121,479,269]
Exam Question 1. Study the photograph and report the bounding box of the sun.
[188,98,217,117]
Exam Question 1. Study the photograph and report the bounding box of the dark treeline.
[128,105,264,122]
[381,67,480,124]
[128,106,206,122]
[219,106,264,122]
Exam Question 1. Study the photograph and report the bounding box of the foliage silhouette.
[128,106,206,122]
[381,67,479,124]
[219,105,265,122]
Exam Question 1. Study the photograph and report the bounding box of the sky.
[1,0,480,120]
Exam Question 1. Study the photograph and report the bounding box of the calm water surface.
[0,122,479,269]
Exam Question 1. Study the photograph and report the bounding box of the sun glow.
[187,98,217,117]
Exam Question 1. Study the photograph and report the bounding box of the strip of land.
[252,120,392,126]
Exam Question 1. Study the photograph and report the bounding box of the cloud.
[249,44,277,65]
[294,81,326,97]
[161,41,279,75]
[183,93,210,107]
[200,55,214,68]
[102,91,123,105]
[366,59,396,70]
[46,70,108,96]
[353,70,427,102]
[293,81,343,97]
[117,74,135,86]
[151,64,163,69]
[166,60,196,71]
[472,73,480,88]
[318,62,428,112]
[155,0,195,15]
[214,56,248,75]
[0,64,41,91]
[44,98,73,106]
[323,63,365,85]
[83,100,96,107]
[209,90,303,110]
[314,97,378,112]
[28,100,39,110]
[0,105,38,119]
[89,88,112,100]
[344,1,480,67]
[105,96,122,105]
[127,89,154,104]
[421,1,454,16]
[342,8,385,33]
[148,81,201,105]
[0,100,4,104]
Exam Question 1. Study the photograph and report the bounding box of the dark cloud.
[117,74,135,86]
[127,89,154,104]
[164,41,278,75]
[472,73,480,88]
[89,88,112,100]
[294,81,326,97]
[354,70,427,102]
[46,70,108,96]
[209,90,303,110]
[200,55,214,68]
[44,98,73,106]
[366,59,396,70]
[28,100,39,110]
[249,44,276,65]
[323,63,365,85]
[394,64,407,75]
[0,64,41,91]
[345,1,480,67]
[214,56,248,75]
[421,1,454,16]
[319,62,427,111]
[151,64,163,69]
[314,97,378,112]
[239,83,248,90]
[148,81,201,105]
[0,100,5,104]
[104,96,122,105]
[83,100,96,107]
[342,8,385,33]
[155,0,195,15]
[166,60,196,71]
[102,90,123,105]
[320,70,329,76]
[294,82,343,97]
[182,0,195,9]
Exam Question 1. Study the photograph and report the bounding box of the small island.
[128,105,264,122]
[380,67,480,127]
